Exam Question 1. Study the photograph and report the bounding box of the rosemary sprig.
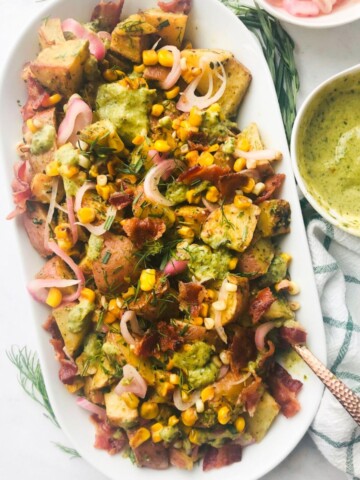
[221,0,300,143]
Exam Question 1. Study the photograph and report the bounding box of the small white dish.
[257,0,360,29]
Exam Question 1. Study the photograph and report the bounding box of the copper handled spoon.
[292,344,360,426]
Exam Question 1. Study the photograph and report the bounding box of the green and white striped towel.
[301,199,360,479]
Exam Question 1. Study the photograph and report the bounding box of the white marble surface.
[0,1,358,479]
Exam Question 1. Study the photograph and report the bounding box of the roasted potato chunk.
[30,39,90,97]
[237,238,274,279]
[104,390,139,429]
[30,173,64,203]
[263,298,294,321]
[175,206,209,235]
[200,203,260,253]
[246,392,280,442]
[257,199,291,237]
[38,18,65,49]
[181,49,252,117]
[142,9,188,48]
[53,303,91,356]
[210,275,249,326]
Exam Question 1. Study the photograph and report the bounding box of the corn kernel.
[80,288,96,303]
[233,157,247,172]
[57,238,73,252]
[165,86,180,100]
[242,177,255,194]
[54,224,70,240]
[59,165,79,178]
[199,303,209,317]
[122,392,140,409]
[208,143,220,153]
[154,139,171,153]
[108,298,121,317]
[158,49,174,67]
[212,300,226,311]
[122,286,136,300]
[207,103,221,113]
[172,118,181,130]
[235,416,246,433]
[198,151,214,167]
[195,399,205,413]
[205,186,219,203]
[89,165,98,177]
[132,135,145,146]
[289,301,301,311]
[156,381,174,398]
[183,344,192,353]
[252,182,266,196]
[26,118,40,133]
[133,63,145,73]
[121,174,137,184]
[178,226,195,238]
[96,184,111,201]
[206,289,216,300]
[189,107,203,127]
[220,351,230,365]
[140,402,159,420]
[204,317,215,330]
[170,374,180,385]
[151,423,163,433]
[185,150,199,166]
[212,356,222,368]
[218,406,231,425]
[143,50,158,66]
[103,69,118,82]
[42,93,62,107]
[234,194,252,209]
[181,408,198,427]
[192,317,203,326]
[181,390,189,403]
[104,311,117,324]
[168,416,179,427]
[280,253,292,265]
[201,386,215,403]
[177,127,189,142]
[228,257,238,271]
[78,154,90,170]
[189,429,200,445]
[45,160,60,177]
[77,207,96,224]
[129,428,151,448]
[151,423,163,443]
[151,104,164,117]
[225,282,237,293]
[46,287,62,308]
[186,189,201,204]
[237,137,251,152]
[140,269,156,292]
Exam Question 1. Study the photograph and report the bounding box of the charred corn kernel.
[140,269,156,292]
[121,173,137,184]
[289,301,301,311]
[78,154,90,170]
[122,286,136,300]
[168,416,179,427]
[204,317,215,330]
[143,49,158,66]
[218,406,231,425]
[189,429,200,444]
[235,416,246,433]
[280,253,292,264]
[206,289,216,300]
[140,402,159,420]
[46,287,62,308]
[108,298,122,316]
[132,135,145,146]
[89,165,98,177]
[192,317,203,326]
[106,160,118,176]
[189,107,203,127]
[178,226,195,238]
[165,86,180,100]
[129,428,151,448]
[60,165,79,178]
[77,207,96,224]
[212,356,222,368]
[234,194,252,209]
[242,177,256,194]
[195,399,205,413]
[198,151,214,167]
[134,63,145,73]
[205,186,219,203]
[54,224,70,240]
[42,93,62,107]
[46,160,60,176]
[212,300,226,311]
[233,157,247,172]
[181,408,198,427]
[122,392,140,409]
[252,182,266,196]
[26,118,40,133]
[220,351,230,365]
[96,184,111,201]
[157,381,174,398]
[154,139,171,153]
[208,103,221,113]
[151,104,164,117]
[208,143,220,153]
[237,137,251,152]
[201,386,215,403]
[228,257,238,271]
[170,374,180,385]
[80,288,96,303]
[199,303,209,317]
[186,189,201,204]
[158,49,174,67]
[104,311,117,324]
[103,69,118,82]
[185,150,199,165]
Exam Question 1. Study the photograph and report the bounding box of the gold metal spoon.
[292,344,360,426]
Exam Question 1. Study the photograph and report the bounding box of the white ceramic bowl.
[257,0,360,28]
[291,63,360,236]
[0,0,326,479]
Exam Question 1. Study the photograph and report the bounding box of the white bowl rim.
[256,0,360,29]
[291,62,360,237]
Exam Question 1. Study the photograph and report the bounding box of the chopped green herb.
[102,250,112,264]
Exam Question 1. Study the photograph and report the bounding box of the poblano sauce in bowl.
[291,64,360,236]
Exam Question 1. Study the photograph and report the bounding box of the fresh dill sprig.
[221,0,300,143]
[7,346,59,427]
[53,443,81,459]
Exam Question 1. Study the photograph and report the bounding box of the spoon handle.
[292,344,360,426]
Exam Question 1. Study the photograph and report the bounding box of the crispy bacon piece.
[230,328,257,372]
[268,363,303,418]
[255,174,285,204]
[249,287,276,324]
[158,0,192,14]
[177,165,230,186]
[21,77,50,121]
[144,66,171,83]
[122,217,166,248]
[128,431,169,469]
[91,0,124,30]
[188,131,209,151]
[59,360,78,385]
[254,160,275,179]
[109,191,133,210]
[49,337,65,361]
[239,377,263,416]
[169,448,193,470]
[280,326,307,345]
[91,415,127,455]
[179,281,206,316]
[135,321,184,357]
[203,444,242,472]
[218,171,260,200]
[135,330,159,358]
